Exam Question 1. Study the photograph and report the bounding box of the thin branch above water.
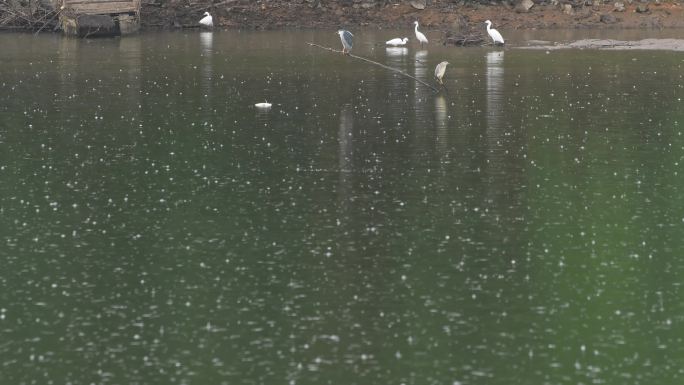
[306,42,440,93]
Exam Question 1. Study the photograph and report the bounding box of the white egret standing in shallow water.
[484,20,504,45]
[414,21,428,47]
[386,37,409,46]
[434,61,449,85]
[199,12,213,28]
[337,30,353,54]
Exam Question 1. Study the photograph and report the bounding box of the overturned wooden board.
[67,3,138,13]
[61,0,140,14]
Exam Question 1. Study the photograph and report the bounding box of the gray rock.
[562,3,573,14]
[516,0,535,12]
[600,13,617,22]
[636,4,649,12]
[410,0,426,9]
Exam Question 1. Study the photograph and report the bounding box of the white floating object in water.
[254,102,272,109]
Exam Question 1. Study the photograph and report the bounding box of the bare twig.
[34,8,61,35]
[1,0,59,31]
[307,42,440,93]
[443,28,486,47]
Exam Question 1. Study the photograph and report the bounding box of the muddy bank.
[3,0,684,33]
[521,37,684,50]
[140,0,684,31]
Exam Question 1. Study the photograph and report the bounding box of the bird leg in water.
[434,79,449,94]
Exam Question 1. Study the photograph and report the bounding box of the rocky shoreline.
[521,37,684,49]
[141,0,684,31]
[3,0,684,33]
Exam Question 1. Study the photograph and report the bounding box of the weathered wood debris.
[443,25,487,47]
[57,0,140,36]
[1,0,140,36]
[0,0,60,32]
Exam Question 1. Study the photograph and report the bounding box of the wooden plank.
[65,0,134,3]
[67,2,139,14]
[65,0,136,4]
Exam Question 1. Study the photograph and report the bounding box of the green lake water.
[2,30,684,384]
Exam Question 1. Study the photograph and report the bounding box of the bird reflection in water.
[435,94,449,157]
[338,105,354,210]
[200,31,213,54]
[385,47,408,58]
[385,47,409,94]
[200,31,214,99]
[486,51,504,131]
[413,50,429,120]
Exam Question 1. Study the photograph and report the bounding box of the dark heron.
[434,61,449,85]
[337,30,353,54]
[485,20,505,45]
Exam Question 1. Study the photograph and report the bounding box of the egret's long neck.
[415,24,419,33]
[486,23,491,32]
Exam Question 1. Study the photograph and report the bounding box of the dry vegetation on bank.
[3,0,684,32]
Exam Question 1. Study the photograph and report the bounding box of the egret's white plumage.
[414,21,428,47]
[337,29,353,54]
[199,12,213,28]
[434,61,449,85]
[485,20,504,45]
[386,37,409,46]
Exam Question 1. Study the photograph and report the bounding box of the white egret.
[199,12,213,28]
[484,20,504,45]
[434,61,449,85]
[337,29,353,54]
[414,21,428,47]
[386,37,409,46]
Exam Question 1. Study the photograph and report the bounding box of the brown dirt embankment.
[140,0,684,31]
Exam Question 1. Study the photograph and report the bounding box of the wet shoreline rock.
[521,38,684,51]
[600,13,618,23]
